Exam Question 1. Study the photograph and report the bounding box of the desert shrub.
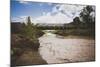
[11,34,40,57]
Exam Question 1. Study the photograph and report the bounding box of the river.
[38,30,95,64]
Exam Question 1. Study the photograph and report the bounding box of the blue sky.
[11,1,55,21]
[11,0,90,24]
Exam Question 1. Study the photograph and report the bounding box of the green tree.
[22,16,37,41]
[21,16,44,40]
[73,17,81,24]
[80,6,94,24]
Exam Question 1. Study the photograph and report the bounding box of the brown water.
[38,31,95,64]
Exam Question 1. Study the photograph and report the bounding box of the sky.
[11,0,86,24]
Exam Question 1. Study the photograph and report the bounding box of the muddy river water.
[38,30,95,64]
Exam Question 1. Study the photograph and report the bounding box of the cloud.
[11,16,28,23]
[90,9,95,22]
[19,1,29,4]
[34,4,85,24]
[39,3,43,6]
[15,0,30,4]
[58,4,85,18]
[34,12,73,24]
[47,3,53,6]
[42,12,46,15]
[39,2,53,7]
[52,6,58,13]
[12,1,86,24]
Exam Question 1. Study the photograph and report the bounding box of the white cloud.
[19,1,29,4]
[46,12,51,16]
[11,16,28,23]
[90,11,95,18]
[52,6,58,13]
[42,12,46,15]
[19,16,27,22]
[58,4,85,18]
[90,11,95,22]
[15,0,30,4]
[39,3,43,6]
[12,1,86,24]
[34,12,73,24]
[34,4,85,24]
[11,17,20,22]
[47,3,53,6]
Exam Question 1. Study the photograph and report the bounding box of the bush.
[55,28,95,38]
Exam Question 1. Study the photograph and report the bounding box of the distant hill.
[36,23,65,27]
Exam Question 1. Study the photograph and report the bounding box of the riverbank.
[11,34,47,66]
[56,35,95,39]
[11,49,47,66]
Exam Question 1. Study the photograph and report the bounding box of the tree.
[80,5,95,24]
[21,16,37,41]
[21,16,44,40]
[73,17,81,24]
